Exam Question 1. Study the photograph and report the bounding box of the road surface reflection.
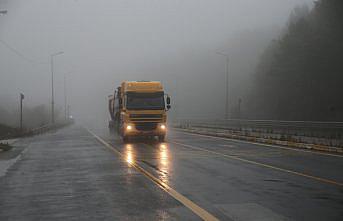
[125,144,134,165]
[158,143,170,184]
[123,142,171,184]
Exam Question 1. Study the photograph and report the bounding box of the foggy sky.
[0,0,314,125]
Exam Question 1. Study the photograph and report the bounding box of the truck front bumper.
[123,122,167,137]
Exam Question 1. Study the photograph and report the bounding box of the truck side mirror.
[166,96,171,110]
[119,98,123,108]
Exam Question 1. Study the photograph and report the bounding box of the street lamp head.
[51,51,64,57]
[0,10,8,15]
[216,51,228,57]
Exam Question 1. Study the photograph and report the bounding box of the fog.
[0,0,314,128]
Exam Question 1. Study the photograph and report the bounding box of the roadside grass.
[0,143,12,152]
[0,121,73,145]
[0,123,19,140]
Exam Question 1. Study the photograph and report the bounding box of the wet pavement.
[0,125,342,220]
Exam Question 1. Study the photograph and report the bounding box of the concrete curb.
[0,147,29,177]
[0,139,18,145]
[176,127,343,154]
[0,139,18,152]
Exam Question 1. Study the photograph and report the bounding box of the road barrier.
[22,121,74,137]
[175,119,343,151]
[0,121,73,140]
[177,119,343,137]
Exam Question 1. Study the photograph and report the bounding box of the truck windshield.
[126,92,165,110]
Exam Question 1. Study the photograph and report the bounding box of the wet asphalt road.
[0,125,342,220]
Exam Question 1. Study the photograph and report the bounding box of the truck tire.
[109,128,114,134]
[108,120,115,134]
[123,136,130,143]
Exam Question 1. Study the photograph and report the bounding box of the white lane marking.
[87,129,219,221]
[171,141,343,187]
[218,144,235,148]
[217,203,291,221]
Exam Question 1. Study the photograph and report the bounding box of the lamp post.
[64,73,71,120]
[67,105,71,119]
[19,93,24,132]
[64,74,66,120]
[50,51,64,124]
[216,51,230,119]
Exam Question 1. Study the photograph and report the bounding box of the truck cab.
[109,81,170,142]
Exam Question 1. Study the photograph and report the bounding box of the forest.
[246,0,343,121]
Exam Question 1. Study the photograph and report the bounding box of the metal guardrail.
[0,121,73,140]
[176,119,343,139]
[24,121,74,136]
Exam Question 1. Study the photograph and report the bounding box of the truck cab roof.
[121,81,163,93]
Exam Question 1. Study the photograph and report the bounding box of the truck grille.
[130,114,163,122]
[135,122,158,131]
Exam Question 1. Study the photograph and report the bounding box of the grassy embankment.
[0,124,18,151]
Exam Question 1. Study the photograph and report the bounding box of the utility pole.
[51,55,54,124]
[64,74,67,120]
[67,105,71,119]
[216,52,230,119]
[238,98,242,119]
[50,51,64,124]
[19,93,24,132]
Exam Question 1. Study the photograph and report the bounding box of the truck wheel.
[158,135,165,142]
[109,126,115,134]
[123,136,129,143]
[109,121,115,134]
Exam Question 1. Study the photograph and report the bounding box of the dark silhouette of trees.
[248,0,343,121]
[0,104,51,129]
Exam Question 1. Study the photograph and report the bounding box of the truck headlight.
[160,124,166,130]
[126,125,133,130]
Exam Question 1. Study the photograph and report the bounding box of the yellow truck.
[108,81,171,142]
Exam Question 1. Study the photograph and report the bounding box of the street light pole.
[64,73,68,120]
[216,52,230,119]
[19,93,24,132]
[50,55,54,124]
[67,105,71,119]
[50,51,64,124]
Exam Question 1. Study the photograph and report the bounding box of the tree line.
[246,0,343,121]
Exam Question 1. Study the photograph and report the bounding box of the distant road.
[0,125,342,220]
